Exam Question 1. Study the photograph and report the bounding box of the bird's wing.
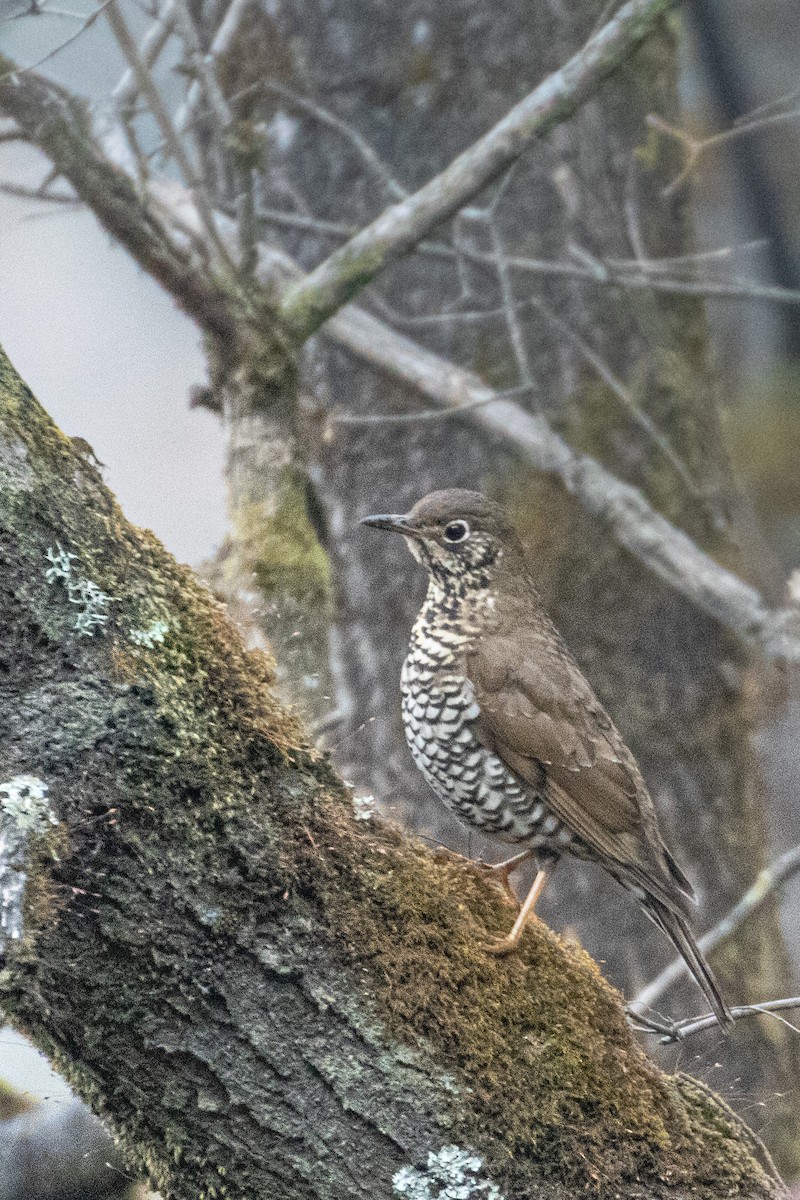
[467,631,653,869]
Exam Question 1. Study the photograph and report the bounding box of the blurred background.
[1,0,799,1194]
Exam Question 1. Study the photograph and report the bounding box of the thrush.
[362,488,732,1029]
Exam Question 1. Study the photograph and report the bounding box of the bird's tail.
[642,897,733,1031]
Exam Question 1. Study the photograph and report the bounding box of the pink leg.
[486,864,554,956]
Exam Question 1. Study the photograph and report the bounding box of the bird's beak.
[359,512,419,537]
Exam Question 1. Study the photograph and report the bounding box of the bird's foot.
[483,932,522,957]
[475,849,533,904]
[475,861,519,905]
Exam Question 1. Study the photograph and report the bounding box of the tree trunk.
[212,0,800,1169]
[0,347,785,1199]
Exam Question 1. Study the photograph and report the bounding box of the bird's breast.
[401,630,572,851]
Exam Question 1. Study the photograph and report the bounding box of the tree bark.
[0,347,784,1199]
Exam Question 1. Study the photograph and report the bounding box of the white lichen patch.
[0,776,58,947]
[352,794,376,822]
[45,543,111,636]
[0,433,33,493]
[0,775,56,832]
[130,618,171,648]
[393,1146,504,1200]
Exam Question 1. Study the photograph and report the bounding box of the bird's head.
[361,489,520,587]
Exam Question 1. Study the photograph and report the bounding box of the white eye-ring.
[443,519,470,544]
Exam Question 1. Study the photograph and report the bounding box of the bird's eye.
[443,520,470,544]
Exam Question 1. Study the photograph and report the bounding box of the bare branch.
[0,179,78,203]
[475,243,800,306]
[247,202,800,309]
[0,1,112,82]
[104,0,236,271]
[173,0,252,133]
[528,295,698,491]
[333,383,535,425]
[631,996,800,1043]
[0,59,238,343]
[648,106,800,197]
[111,0,176,111]
[277,0,678,339]
[492,227,534,386]
[257,80,409,202]
[171,0,234,139]
[631,845,800,1012]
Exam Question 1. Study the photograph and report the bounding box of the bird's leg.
[485,862,555,956]
[476,849,534,902]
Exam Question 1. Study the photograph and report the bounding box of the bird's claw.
[474,860,519,904]
[483,933,521,957]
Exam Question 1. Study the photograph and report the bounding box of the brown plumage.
[362,488,732,1029]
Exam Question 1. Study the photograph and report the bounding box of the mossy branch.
[0,346,783,1199]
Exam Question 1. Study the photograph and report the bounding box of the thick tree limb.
[277,0,678,338]
[0,346,781,1200]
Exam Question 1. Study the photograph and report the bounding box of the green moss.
[297,795,775,1198]
[246,467,331,607]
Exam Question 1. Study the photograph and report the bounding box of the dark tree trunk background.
[0,344,782,1200]
[205,0,800,1170]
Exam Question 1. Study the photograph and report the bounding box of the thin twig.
[648,107,800,197]
[632,845,800,1012]
[0,0,112,83]
[173,0,252,133]
[333,384,534,426]
[490,219,535,389]
[171,0,260,269]
[491,245,800,306]
[104,0,236,272]
[171,0,234,138]
[256,80,408,202]
[529,296,697,491]
[251,205,788,306]
[0,180,78,204]
[676,1075,787,1192]
[630,996,800,1043]
[367,291,538,329]
[112,0,176,110]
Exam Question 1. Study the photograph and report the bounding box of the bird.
[361,488,732,1029]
